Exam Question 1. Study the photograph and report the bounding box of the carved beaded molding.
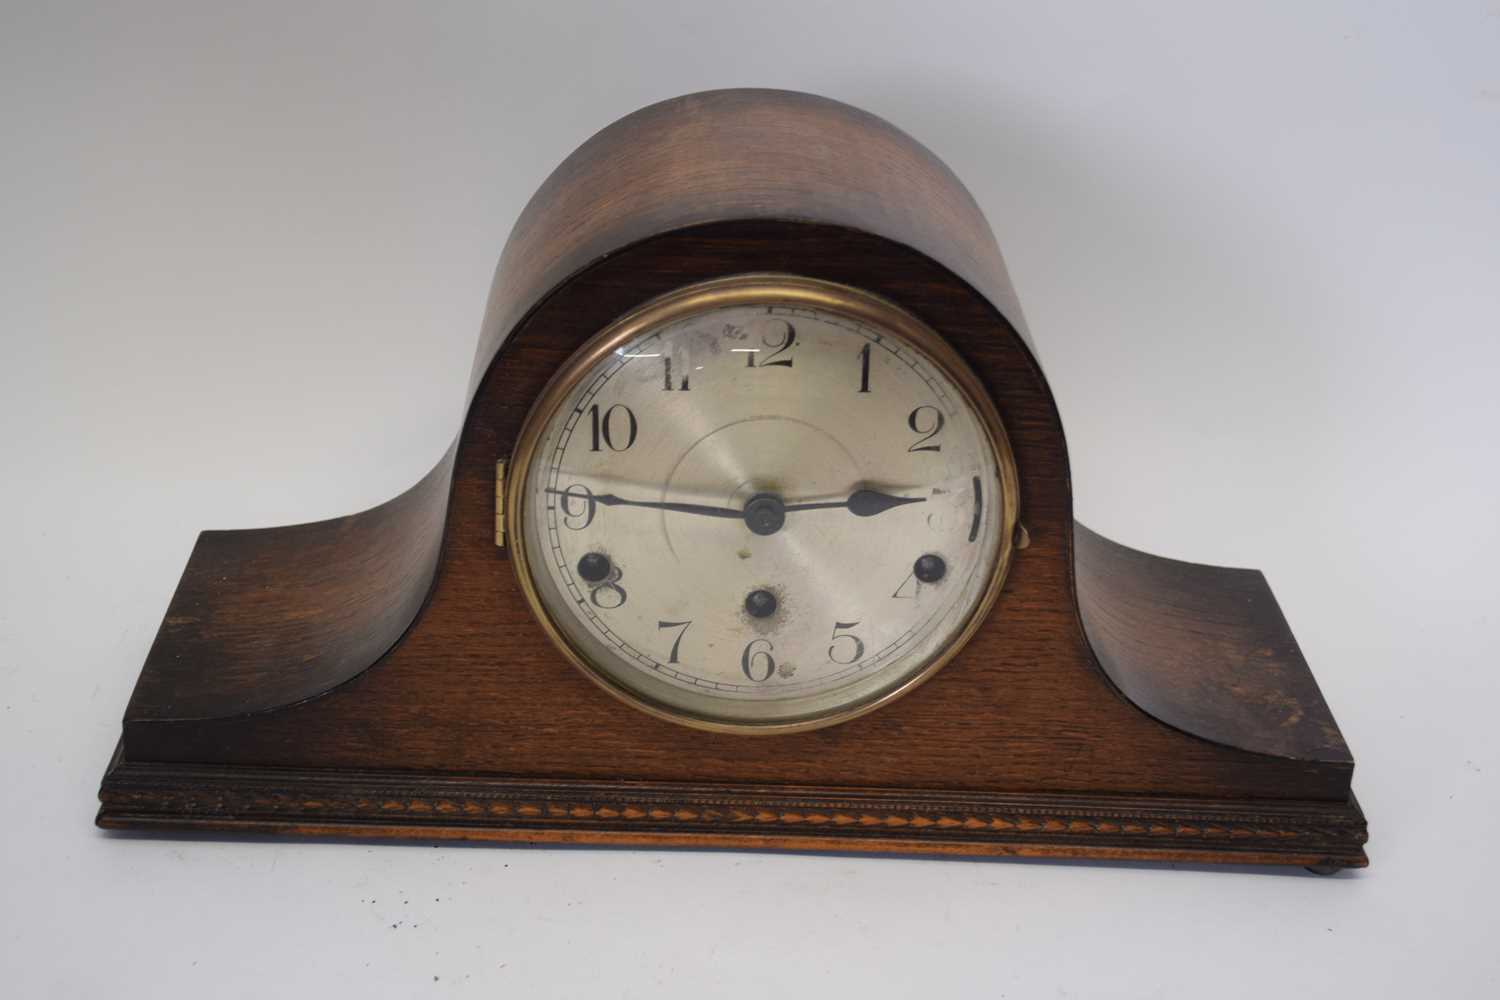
[99,764,1367,855]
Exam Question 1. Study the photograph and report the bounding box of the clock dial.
[508,275,1018,731]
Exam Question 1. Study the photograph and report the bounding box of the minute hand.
[782,489,927,518]
[544,489,743,519]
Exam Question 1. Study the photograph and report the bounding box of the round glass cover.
[507,275,1018,732]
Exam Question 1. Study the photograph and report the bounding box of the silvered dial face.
[512,277,1014,731]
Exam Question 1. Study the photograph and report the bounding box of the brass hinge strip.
[494,459,506,548]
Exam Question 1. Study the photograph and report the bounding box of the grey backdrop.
[3,2,1497,997]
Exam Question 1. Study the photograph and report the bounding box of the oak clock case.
[98,89,1367,870]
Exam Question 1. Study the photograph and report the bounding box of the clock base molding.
[97,755,1368,870]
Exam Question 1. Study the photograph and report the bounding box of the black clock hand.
[782,489,927,518]
[544,488,743,519]
[544,487,923,535]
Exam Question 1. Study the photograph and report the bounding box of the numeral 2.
[746,320,796,368]
[907,405,944,452]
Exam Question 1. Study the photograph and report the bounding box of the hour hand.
[783,489,927,517]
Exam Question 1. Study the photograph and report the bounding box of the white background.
[3,2,1497,996]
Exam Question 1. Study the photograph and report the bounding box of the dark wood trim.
[1076,524,1352,763]
[98,755,1367,869]
[125,447,454,721]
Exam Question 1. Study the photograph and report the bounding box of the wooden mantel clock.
[97,89,1368,871]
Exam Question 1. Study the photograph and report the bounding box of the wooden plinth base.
[98,753,1367,870]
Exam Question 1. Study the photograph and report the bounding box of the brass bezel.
[505,274,1020,735]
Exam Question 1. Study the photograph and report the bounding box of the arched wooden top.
[469,88,1032,399]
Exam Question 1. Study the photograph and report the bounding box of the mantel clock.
[98,89,1367,871]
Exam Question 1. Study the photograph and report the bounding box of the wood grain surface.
[99,90,1365,868]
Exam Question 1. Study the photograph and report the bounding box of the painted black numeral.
[828,621,865,664]
[662,355,690,391]
[588,564,627,609]
[558,484,597,530]
[746,320,796,368]
[657,620,693,663]
[907,405,945,452]
[857,343,871,393]
[892,573,920,599]
[969,475,982,543]
[589,403,637,451]
[741,638,776,682]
